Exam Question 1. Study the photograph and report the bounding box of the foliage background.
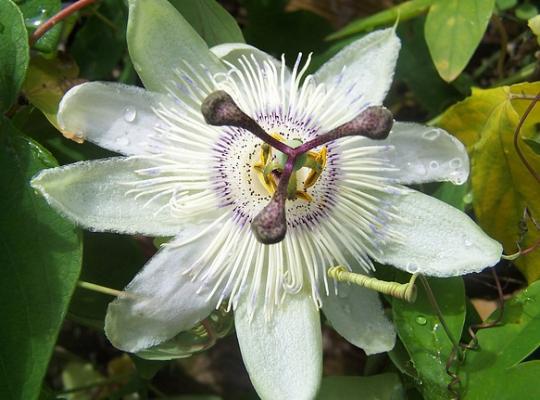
[1,0,540,399]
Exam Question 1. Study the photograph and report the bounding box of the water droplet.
[429,160,439,169]
[464,238,473,247]
[124,107,137,122]
[423,129,440,141]
[450,158,463,169]
[405,262,419,273]
[415,316,427,325]
[116,137,130,147]
[343,304,352,315]
[463,192,473,204]
[25,9,48,29]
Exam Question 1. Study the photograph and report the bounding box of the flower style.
[31,0,502,399]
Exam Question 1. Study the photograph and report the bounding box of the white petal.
[58,82,170,156]
[127,0,225,93]
[322,282,395,355]
[235,293,322,400]
[211,43,285,72]
[313,28,400,106]
[105,223,226,352]
[384,122,469,185]
[31,157,186,236]
[378,191,502,276]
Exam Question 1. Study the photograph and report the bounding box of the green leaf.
[0,117,82,400]
[71,0,128,80]
[0,0,29,111]
[19,0,62,53]
[242,0,332,61]
[515,3,538,20]
[170,0,244,47]
[396,18,464,117]
[22,55,81,130]
[496,0,517,11]
[392,274,465,399]
[437,83,540,282]
[432,181,471,212]
[425,0,495,82]
[316,374,405,400]
[327,0,434,41]
[460,281,540,399]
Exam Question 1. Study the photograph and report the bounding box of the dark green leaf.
[170,0,244,46]
[317,374,405,400]
[392,274,465,399]
[243,0,332,61]
[425,0,495,82]
[432,181,471,211]
[71,0,128,80]
[68,232,146,329]
[19,0,62,53]
[0,117,82,400]
[460,281,540,399]
[0,0,29,111]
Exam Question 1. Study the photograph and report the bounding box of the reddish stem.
[29,0,97,46]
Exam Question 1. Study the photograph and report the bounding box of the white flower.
[31,1,502,399]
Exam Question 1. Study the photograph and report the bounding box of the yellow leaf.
[438,82,540,282]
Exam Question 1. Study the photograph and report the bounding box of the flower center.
[201,90,394,245]
[253,133,327,202]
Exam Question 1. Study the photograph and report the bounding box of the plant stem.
[30,0,97,46]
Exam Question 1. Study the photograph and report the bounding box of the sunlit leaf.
[438,83,540,282]
[0,0,29,112]
[392,274,465,399]
[0,117,82,400]
[317,374,405,399]
[425,0,495,82]
[170,0,244,46]
[460,281,540,398]
[396,18,463,117]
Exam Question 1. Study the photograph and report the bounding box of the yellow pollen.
[253,133,327,201]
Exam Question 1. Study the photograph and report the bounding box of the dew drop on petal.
[450,158,463,169]
[405,262,419,273]
[343,304,352,315]
[123,106,137,122]
[429,160,439,169]
[415,316,427,325]
[423,129,440,141]
[464,238,473,247]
